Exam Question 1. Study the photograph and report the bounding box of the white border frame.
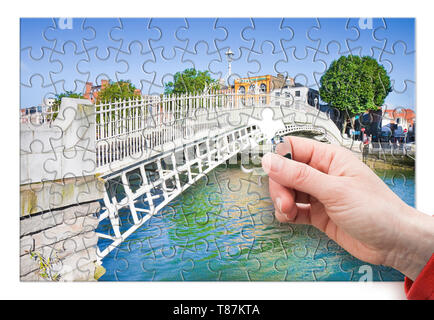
[3,0,432,300]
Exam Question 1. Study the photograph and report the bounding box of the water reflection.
[98,163,413,281]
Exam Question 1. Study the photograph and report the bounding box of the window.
[238,86,246,106]
[260,84,267,93]
[275,92,280,97]
[248,84,255,93]
[284,93,291,107]
[295,91,300,97]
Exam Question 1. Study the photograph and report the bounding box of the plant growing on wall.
[28,250,60,281]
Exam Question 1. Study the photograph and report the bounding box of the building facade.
[234,74,292,94]
[234,74,292,105]
[381,108,415,142]
[233,74,320,108]
[83,80,109,103]
[273,85,320,108]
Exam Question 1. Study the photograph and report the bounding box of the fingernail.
[262,153,284,174]
[275,197,282,212]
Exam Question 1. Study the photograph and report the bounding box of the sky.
[20,18,415,109]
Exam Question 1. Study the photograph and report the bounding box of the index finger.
[276,136,341,174]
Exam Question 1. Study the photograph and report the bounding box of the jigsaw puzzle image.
[20,18,415,281]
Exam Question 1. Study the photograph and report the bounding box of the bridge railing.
[94,92,235,167]
[93,91,330,168]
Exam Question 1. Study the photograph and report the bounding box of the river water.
[97,162,414,281]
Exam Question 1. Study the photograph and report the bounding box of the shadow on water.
[97,162,412,281]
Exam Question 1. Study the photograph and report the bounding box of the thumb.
[262,152,335,201]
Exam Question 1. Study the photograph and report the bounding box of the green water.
[98,163,413,281]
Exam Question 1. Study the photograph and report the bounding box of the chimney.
[101,79,109,89]
[84,82,93,99]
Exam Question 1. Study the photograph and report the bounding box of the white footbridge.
[87,91,357,260]
[22,92,354,260]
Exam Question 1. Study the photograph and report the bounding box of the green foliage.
[96,80,141,103]
[28,251,60,281]
[319,55,391,131]
[52,91,84,109]
[164,68,220,94]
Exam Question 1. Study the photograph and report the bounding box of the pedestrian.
[362,133,369,162]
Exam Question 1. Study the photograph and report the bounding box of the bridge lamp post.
[225,48,234,84]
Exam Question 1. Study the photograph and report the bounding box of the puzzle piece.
[148,18,188,59]
[20,47,61,87]
[345,18,387,57]
[379,41,415,94]
[208,46,260,82]
[78,46,128,85]
[114,41,155,94]
[50,41,90,93]
[43,18,93,55]
[143,46,194,93]
[308,18,358,54]
[176,18,225,55]
[81,18,122,59]
[374,18,415,54]
[242,18,293,54]
[109,18,158,55]
[214,18,254,60]
[276,45,326,88]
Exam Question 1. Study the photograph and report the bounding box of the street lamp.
[225,48,234,82]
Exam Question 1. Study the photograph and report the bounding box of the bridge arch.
[82,92,360,259]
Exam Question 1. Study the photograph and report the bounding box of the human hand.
[262,136,434,280]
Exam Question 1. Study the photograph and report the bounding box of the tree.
[96,80,141,103]
[164,68,219,94]
[319,55,391,134]
[52,91,84,109]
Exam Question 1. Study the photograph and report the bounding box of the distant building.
[233,74,319,107]
[83,80,109,103]
[381,108,415,142]
[20,105,49,124]
[234,74,290,95]
[273,84,320,108]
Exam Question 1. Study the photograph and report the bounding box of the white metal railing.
[96,124,264,259]
[20,92,330,168]
[94,91,298,167]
